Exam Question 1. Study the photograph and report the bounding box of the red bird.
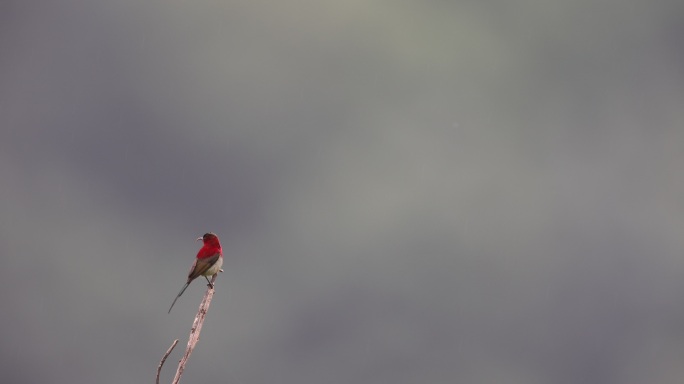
[168,232,223,313]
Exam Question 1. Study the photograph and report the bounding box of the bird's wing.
[187,253,221,282]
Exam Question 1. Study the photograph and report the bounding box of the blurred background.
[2,1,684,383]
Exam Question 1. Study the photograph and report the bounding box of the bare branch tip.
[156,339,179,384]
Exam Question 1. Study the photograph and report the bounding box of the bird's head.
[197,232,221,248]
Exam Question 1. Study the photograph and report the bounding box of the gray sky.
[2,1,684,383]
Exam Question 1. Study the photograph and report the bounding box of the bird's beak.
[196,236,203,242]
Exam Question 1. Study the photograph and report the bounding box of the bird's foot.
[204,275,215,288]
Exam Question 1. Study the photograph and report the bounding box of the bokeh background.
[2,1,684,383]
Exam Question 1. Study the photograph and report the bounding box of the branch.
[157,339,178,384]
[171,272,219,384]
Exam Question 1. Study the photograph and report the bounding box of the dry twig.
[171,272,219,384]
[156,339,179,384]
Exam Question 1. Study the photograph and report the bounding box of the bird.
[168,232,223,313]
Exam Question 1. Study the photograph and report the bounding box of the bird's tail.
[168,283,190,313]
